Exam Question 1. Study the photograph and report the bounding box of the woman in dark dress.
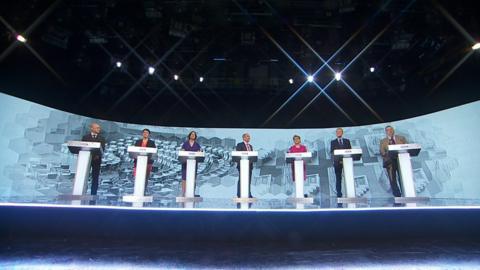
[180,131,201,196]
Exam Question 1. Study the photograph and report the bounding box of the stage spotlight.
[335,72,342,81]
[16,34,27,43]
[370,67,375,73]
[148,67,155,75]
[116,61,122,68]
[288,78,294,84]
[199,76,204,82]
[473,43,480,50]
[307,75,314,82]
[174,74,179,80]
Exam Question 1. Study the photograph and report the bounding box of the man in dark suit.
[236,133,254,198]
[380,125,407,197]
[134,128,156,184]
[81,122,106,196]
[330,128,352,198]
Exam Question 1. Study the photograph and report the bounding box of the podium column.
[72,150,92,196]
[185,159,197,198]
[342,157,355,198]
[294,160,304,199]
[133,155,148,197]
[240,159,250,198]
[398,152,416,197]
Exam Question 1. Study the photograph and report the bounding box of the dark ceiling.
[0,0,479,128]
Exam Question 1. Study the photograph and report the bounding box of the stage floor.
[1,196,480,210]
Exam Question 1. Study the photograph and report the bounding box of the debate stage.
[2,197,480,243]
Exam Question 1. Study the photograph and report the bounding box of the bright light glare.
[472,43,480,50]
[307,75,314,82]
[335,72,342,81]
[369,67,375,73]
[199,76,204,82]
[16,35,27,43]
[288,78,294,84]
[148,67,155,75]
[174,74,179,80]
[116,61,122,68]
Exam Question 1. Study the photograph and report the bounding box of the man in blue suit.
[330,128,352,198]
[236,133,254,198]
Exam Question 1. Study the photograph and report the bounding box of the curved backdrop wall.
[0,92,479,200]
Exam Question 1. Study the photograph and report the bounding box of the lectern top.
[127,145,157,154]
[178,150,205,157]
[67,141,101,149]
[231,151,259,157]
[333,148,362,156]
[387,143,421,151]
[285,152,312,158]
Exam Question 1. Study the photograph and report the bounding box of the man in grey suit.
[379,125,407,197]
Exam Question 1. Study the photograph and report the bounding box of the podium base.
[337,197,368,204]
[176,196,203,203]
[288,197,314,204]
[394,196,430,203]
[123,195,153,203]
[58,195,97,201]
[233,197,258,203]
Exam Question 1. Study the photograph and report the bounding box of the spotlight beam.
[0,0,61,62]
[107,35,189,113]
[433,0,476,44]
[287,79,334,125]
[341,79,383,122]
[429,50,474,95]
[261,81,309,127]
[79,24,164,105]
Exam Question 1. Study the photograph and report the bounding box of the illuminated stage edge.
[1,202,480,243]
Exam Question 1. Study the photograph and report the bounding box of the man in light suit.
[236,133,254,198]
[81,122,106,195]
[330,128,352,198]
[380,125,407,197]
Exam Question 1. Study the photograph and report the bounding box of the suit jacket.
[380,135,407,167]
[330,138,352,167]
[134,139,157,164]
[81,133,106,159]
[235,142,254,170]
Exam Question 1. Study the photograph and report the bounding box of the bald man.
[82,122,106,195]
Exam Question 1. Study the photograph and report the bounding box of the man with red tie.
[81,122,106,196]
[235,133,254,198]
[380,125,407,197]
[330,128,352,198]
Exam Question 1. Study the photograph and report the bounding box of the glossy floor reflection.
[1,196,480,210]
[2,239,480,269]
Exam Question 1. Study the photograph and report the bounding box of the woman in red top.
[288,135,307,182]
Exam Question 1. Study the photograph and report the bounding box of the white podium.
[64,141,102,200]
[176,150,205,203]
[232,151,258,203]
[123,146,157,203]
[333,148,367,204]
[286,152,313,204]
[388,143,427,203]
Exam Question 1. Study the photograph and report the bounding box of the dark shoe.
[194,194,200,198]
[303,194,308,198]
[337,193,343,198]
[249,195,254,199]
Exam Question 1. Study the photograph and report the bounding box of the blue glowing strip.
[1,202,480,213]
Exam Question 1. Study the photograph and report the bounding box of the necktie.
[246,143,251,151]
[93,135,97,139]
[389,137,395,145]
[339,138,343,145]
